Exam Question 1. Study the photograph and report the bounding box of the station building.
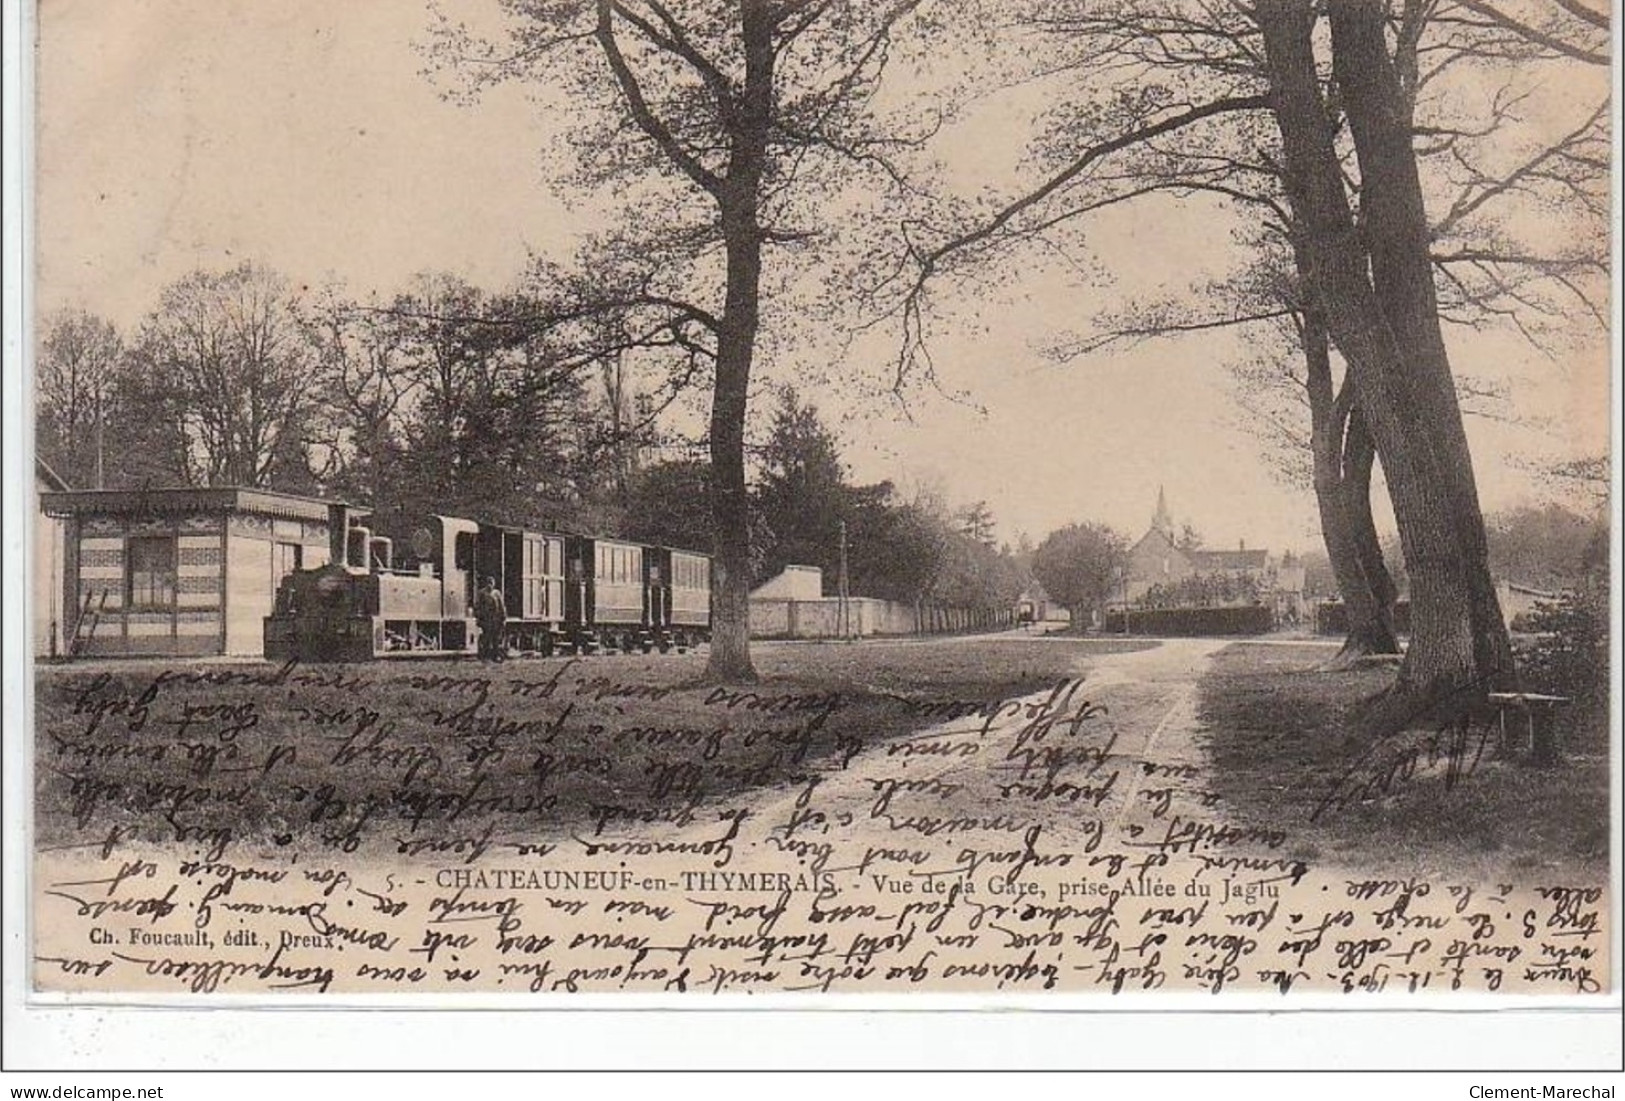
[38,486,346,658]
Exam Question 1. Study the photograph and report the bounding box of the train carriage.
[478,524,568,655]
[665,547,712,650]
[566,535,648,653]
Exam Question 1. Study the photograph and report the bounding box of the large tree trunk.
[1340,410,1401,646]
[707,227,762,683]
[1256,0,1510,729]
[704,5,775,684]
[1302,311,1400,667]
[1327,0,1514,698]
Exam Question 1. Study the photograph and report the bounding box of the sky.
[31,0,1612,556]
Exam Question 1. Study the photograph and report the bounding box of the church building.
[1116,488,1303,620]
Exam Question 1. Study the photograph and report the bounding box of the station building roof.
[39,485,352,524]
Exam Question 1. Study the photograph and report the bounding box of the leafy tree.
[36,307,195,491]
[310,275,608,531]
[750,390,1021,612]
[888,0,1604,718]
[956,501,997,546]
[929,528,1026,614]
[1485,504,1610,591]
[132,262,325,490]
[754,388,849,578]
[1032,523,1127,627]
[36,308,123,489]
[430,0,937,682]
[753,389,849,584]
[857,497,952,605]
[620,459,719,556]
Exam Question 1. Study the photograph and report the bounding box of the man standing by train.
[475,575,507,662]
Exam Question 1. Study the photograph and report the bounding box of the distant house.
[1115,487,1303,622]
[1015,580,1065,624]
[747,565,1013,638]
[750,564,824,602]
[1497,579,1561,628]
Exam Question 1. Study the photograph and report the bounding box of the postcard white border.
[3,0,1622,1072]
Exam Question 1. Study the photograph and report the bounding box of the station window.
[273,542,303,587]
[127,535,177,611]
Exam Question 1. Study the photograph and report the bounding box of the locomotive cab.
[263,509,478,661]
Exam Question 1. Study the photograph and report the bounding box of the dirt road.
[33,636,1605,996]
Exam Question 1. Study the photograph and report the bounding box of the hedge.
[1315,600,1412,636]
[1103,604,1273,636]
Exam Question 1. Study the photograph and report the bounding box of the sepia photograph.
[5,0,1621,1073]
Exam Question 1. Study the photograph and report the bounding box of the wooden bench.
[1487,691,1572,766]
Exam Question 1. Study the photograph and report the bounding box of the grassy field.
[1196,642,1610,883]
[34,636,1153,860]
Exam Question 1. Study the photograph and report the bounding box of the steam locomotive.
[263,505,711,662]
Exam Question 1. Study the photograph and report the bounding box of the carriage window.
[127,536,177,611]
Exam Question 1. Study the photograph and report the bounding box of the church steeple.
[1152,485,1173,537]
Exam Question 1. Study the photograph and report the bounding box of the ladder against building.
[68,588,109,658]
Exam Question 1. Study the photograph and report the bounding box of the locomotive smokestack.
[328,503,351,566]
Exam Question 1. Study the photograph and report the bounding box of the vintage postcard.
[19,0,1617,1014]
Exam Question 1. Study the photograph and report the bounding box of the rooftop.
[39,485,352,524]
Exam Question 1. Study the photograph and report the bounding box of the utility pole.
[1116,566,1129,636]
[94,390,105,490]
[838,519,850,640]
